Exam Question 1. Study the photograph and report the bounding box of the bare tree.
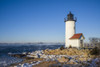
[89,37,100,48]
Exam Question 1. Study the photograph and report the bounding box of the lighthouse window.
[81,40,83,44]
[74,27,75,30]
[80,40,83,47]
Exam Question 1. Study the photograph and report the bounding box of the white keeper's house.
[64,12,85,48]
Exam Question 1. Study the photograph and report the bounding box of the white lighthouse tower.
[64,12,85,48]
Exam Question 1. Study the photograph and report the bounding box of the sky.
[0,0,100,43]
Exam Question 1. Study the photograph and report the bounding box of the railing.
[83,43,97,48]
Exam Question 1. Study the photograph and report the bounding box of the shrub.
[69,45,72,48]
[90,47,99,55]
[60,46,65,50]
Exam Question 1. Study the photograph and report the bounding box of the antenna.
[64,18,66,22]
[75,17,77,22]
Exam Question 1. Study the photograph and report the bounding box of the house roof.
[70,33,84,39]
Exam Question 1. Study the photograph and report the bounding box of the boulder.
[78,57,88,61]
[57,57,69,63]
[67,59,78,64]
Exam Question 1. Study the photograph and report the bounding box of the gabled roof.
[70,33,85,39]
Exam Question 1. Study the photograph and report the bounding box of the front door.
[80,40,83,47]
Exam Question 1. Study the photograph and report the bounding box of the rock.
[33,54,40,58]
[28,52,31,54]
[10,54,26,58]
[49,64,62,67]
[87,58,92,62]
[25,57,34,59]
[67,59,78,64]
[78,57,88,61]
[40,54,47,58]
[14,66,17,67]
[63,64,83,67]
[90,58,100,67]
[81,61,90,67]
[27,54,40,58]
[57,57,70,63]
[82,53,89,58]
[22,52,27,54]
[71,55,79,60]
[89,55,95,59]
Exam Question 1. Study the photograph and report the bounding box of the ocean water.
[0,43,64,66]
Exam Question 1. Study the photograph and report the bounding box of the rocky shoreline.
[9,48,100,67]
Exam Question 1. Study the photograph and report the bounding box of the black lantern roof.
[64,12,77,22]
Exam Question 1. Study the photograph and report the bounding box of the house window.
[80,40,83,47]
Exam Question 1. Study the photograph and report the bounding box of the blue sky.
[0,0,100,43]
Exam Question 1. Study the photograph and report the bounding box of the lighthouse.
[64,12,85,48]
